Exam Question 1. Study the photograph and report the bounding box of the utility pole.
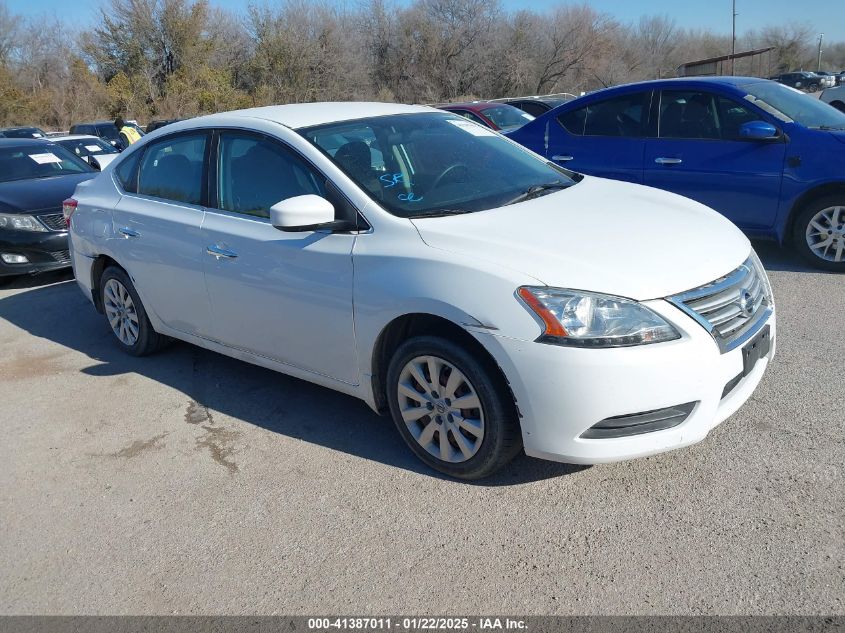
[817,33,824,71]
[731,0,737,75]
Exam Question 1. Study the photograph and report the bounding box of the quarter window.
[216,133,325,218]
[137,134,207,205]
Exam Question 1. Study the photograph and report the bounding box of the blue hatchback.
[506,77,845,270]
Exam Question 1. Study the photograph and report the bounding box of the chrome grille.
[38,212,66,231]
[668,254,772,353]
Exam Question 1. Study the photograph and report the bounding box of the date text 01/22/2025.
[307,617,528,630]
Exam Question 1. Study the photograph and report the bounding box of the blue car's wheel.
[794,196,845,272]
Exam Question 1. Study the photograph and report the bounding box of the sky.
[8,0,845,41]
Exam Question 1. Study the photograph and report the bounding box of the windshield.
[301,112,579,218]
[97,125,120,142]
[57,137,119,158]
[481,105,535,131]
[742,80,845,129]
[0,144,94,183]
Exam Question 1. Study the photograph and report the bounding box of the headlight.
[0,213,47,232]
[517,286,681,348]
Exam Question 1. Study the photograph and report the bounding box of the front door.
[201,130,358,384]
[643,89,787,230]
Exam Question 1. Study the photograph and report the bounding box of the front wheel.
[386,335,522,479]
[793,196,845,271]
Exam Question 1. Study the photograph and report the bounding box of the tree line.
[1,0,843,130]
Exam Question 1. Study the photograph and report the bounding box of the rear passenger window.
[138,134,207,205]
[558,92,649,137]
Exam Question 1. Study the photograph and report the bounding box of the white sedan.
[65,103,776,479]
[820,85,845,112]
[49,134,121,171]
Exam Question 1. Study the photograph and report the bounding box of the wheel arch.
[89,254,125,313]
[369,313,516,417]
[786,182,845,241]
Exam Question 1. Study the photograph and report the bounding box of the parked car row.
[770,70,840,92]
[13,76,843,478]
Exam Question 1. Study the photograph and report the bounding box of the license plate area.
[742,324,771,377]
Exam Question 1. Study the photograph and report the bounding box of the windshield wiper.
[814,125,845,131]
[503,182,570,206]
[410,209,476,218]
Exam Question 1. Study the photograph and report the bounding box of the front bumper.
[0,229,71,277]
[475,299,776,464]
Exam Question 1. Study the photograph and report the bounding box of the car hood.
[0,173,95,214]
[410,176,751,300]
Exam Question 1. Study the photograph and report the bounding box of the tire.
[792,195,845,272]
[386,335,522,479]
[830,101,845,113]
[100,266,164,355]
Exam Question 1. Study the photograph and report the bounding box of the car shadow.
[751,239,828,273]
[0,277,586,486]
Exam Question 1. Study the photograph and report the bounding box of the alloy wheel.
[396,355,485,463]
[103,278,140,346]
[805,205,845,263]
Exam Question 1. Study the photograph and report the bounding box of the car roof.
[187,102,433,130]
[439,102,505,113]
[72,121,114,127]
[0,137,52,147]
[556,76,777,105]
[49,134,102,141]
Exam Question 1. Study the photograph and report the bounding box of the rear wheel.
[793,196,845,271]
[386,335,522,479]
[100,266,164,355]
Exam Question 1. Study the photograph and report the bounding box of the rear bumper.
[0,229,70,277]
[475,300,776,465]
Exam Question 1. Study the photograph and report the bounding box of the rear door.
[547,90,651,184]
[642,89,786,230]
[200,129,358,384]
[111,131,213,336]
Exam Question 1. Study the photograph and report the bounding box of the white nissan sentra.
[66,103,776,479]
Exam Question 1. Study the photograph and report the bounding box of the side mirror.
[86,156,101,171]
[270,195,355,232]
[739,121,779,141]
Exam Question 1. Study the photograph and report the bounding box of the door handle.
[206,245,238,260]
[655,157,683,165]
[552,155,574,162]
[118,227,140,238]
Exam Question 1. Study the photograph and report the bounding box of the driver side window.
[216,133,325,218]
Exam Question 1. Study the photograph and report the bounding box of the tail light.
[62,198,78,228]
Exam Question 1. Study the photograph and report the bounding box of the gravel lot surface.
[0,240,842,615]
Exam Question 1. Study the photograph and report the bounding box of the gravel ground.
[0,240,842,615]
